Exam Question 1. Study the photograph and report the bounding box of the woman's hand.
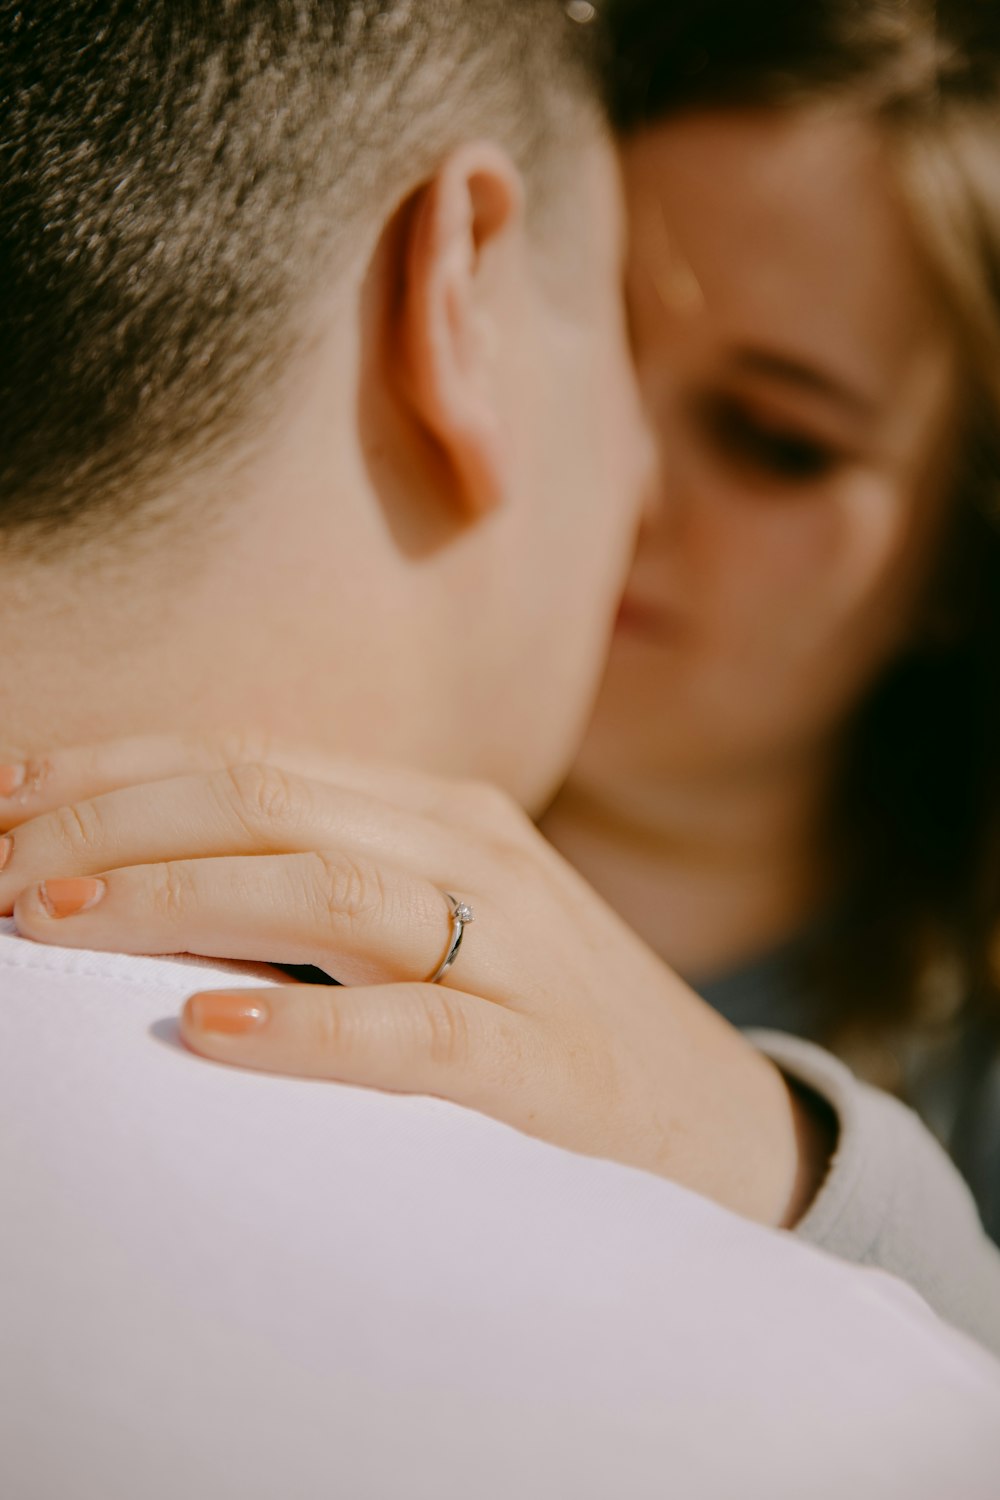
[0,735,832,1228]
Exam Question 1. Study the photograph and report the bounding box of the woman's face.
[574,108,963,792]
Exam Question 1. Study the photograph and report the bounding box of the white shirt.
[1,918,998,1500]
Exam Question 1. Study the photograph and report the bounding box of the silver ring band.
[426,892,475,985]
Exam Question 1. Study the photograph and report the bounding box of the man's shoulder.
[2,922,999,1499]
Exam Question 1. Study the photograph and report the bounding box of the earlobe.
[396,144,526,518]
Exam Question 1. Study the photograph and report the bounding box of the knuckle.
[220,761,302,837]
[21,754,55,800]
[417,988,471,1068]
[52,797,106,858]
[211,728,275,770]
[302,989,345,1056]
[149,860,197,923]
[309,850,385,927]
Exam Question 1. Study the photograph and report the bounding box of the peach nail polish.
[0,765,25,798]
[0,837,11,873]
[185,993,271,1037]
[39,877,106,919]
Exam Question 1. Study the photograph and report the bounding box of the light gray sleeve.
[748,1029,1000,1358]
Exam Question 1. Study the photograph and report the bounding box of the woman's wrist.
[637,996,838,1228]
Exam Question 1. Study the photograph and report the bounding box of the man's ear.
[395,143,526,518]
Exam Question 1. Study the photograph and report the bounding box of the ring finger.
[12,851,493,991]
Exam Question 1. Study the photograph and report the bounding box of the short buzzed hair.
[0,1,601,548]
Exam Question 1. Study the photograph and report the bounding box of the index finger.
[0,733,486,833]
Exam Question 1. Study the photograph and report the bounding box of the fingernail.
[39,877,106,919]
[185,993,271,1037]
[0,837,11,872]
[0,765,25,797]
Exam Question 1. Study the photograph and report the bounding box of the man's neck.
[541,756,836,983]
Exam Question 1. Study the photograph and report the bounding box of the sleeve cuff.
[746,1028,1000,1356]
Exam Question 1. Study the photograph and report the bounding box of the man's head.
[0,1,649,809]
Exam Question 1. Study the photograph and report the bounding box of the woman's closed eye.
[694,393,844,485]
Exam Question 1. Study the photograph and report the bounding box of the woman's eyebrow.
[731,347,880,420]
